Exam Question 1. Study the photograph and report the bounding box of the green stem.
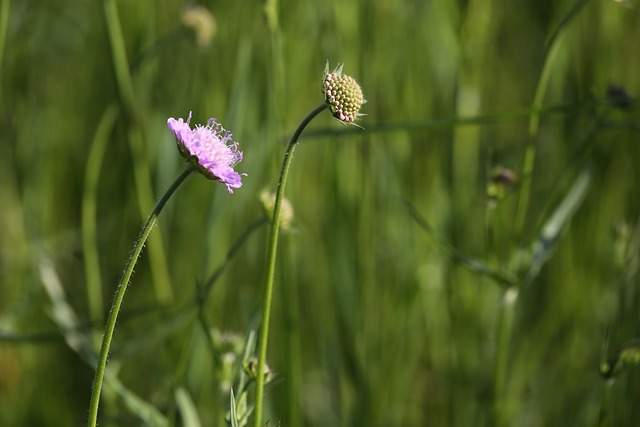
[87,165,195,427]
[513,38,562,243]
[491,288,518,427]
[253,103,328,427]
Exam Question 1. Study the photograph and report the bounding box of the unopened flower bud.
[322,62,366,125]
[244,357,273,384]
[487,167,518,202]
[181,5,216,47]
[260,190,294,230]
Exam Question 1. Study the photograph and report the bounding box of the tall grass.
[1,0,640,426]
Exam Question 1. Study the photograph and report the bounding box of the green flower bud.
[181,5,217,47]
[322,62,366,125]
[487,167,518,203]
[244,357,273,384]
[260,190,294,230]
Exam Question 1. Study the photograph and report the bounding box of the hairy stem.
[253,103,329,427]
[87,165,194,427]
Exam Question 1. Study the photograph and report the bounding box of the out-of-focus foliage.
[1,0,639,426]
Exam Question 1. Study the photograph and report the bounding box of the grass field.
[1,0,640,426]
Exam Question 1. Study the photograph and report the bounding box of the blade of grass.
[103,0,174,302]
[230,388,240,427]
[175,387,202,427]
[82,103,120,349]
[39,255,169,427]
[523,167,592,285]
[514,0,594,243]
[105,372,169,427]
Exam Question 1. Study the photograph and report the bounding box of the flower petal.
[167,112,244,192]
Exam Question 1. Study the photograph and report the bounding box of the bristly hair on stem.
[252,102,329,427]
[87,165,195,427]
[253,62,366,427]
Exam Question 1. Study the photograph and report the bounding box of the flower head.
[322,62,366,125]
[167,112,244,193]
[181,5,217,47]
[487,167,518,203]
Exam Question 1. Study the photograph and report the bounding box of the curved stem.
[87,165,195,427]
[253,103,328,427]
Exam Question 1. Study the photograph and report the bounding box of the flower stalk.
[253,102,329,427]
[88,112,243,427]
[253,63,364,426]
[87,164,195,427]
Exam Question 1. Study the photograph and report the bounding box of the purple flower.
[167,112,244,193]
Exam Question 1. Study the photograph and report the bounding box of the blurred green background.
[1,0,640,425]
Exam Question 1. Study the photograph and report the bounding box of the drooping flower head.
[167,112,244,193]
[322,62,366,125]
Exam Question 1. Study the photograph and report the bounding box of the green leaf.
[229,388,239,427]
[104,373,169,427]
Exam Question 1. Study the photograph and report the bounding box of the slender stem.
[253,103,328,427]
[491,288,518,427]
[513,37,562,243]
[87,165,195,427]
